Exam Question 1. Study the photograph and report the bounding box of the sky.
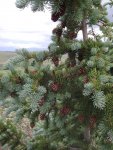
[0,0,112,51]
[0,0,57,51]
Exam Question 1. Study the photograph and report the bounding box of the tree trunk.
[0,144,2,150]
[82,18,88,41]
[84,126,91,142]
[70,147,81,150]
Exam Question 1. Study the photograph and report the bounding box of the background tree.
[1,0,113,149]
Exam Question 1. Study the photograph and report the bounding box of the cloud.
[0,0,113,51]
[0,0,57,51]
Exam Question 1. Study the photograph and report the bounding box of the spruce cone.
[60,106,71,116]
[40,113,46,120]
[51,12,60,22]
[30,122,35,128]
[38,97,45,106]
[52,56,59,66]
[68,32,77,39]
[50,82,59,92]
[61,21,66,28]
[52,28,62,37]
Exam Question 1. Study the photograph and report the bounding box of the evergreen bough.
[1,0,113,149]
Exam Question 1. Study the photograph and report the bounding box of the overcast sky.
[0,0,58,51]
[0,0,112,51]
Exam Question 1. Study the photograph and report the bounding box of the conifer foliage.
[1,0,113,149]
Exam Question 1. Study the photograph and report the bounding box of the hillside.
[0,51,16,67]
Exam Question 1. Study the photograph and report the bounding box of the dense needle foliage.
[1,0,113,149]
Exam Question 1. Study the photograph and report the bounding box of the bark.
[84,126,91,142]
[70,147,81,150]
[82,18,88,41]
[0,144,2,150]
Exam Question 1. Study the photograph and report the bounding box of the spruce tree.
[1,0,113,149]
